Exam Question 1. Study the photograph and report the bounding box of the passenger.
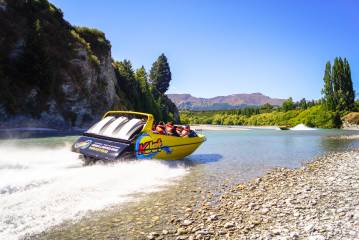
[155,121,166,135]
[176,126,184,137]
[165,122,175,136]
[181,125,190,137]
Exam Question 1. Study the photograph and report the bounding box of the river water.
[0,129,358,239]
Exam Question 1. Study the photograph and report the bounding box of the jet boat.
[72,111,206,164]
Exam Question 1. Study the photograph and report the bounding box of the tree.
[299,98,308,110]
[114,60,140,109]
[149,53,172,94]
[282,97,294,112]
[134,66,157,114]
[321,61,334,110]
[343,58,355,111]
[331,57,355,112]
[261,103,273,112]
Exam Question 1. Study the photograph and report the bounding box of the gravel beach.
[149,150,359,240]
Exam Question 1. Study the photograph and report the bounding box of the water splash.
[290,124,317,131]
[0,145,186,240]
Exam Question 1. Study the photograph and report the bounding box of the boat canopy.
[86,114,145,140]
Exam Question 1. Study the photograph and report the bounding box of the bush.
[180,105,341,128]
[289,105,340,128]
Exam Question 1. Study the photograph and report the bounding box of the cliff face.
[0,0,178,129]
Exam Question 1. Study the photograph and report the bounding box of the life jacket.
[166,125,174,134]
[156,125,165,134]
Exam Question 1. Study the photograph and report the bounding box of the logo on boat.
[138,138,163,155]
[135,133,171,158]
[74,140,92,149]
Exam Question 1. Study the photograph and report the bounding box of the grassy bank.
[180,105,342,128]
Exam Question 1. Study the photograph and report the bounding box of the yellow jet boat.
[72,111,206,164]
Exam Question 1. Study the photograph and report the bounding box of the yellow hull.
[73,111,206,161]
[134,131,206,160]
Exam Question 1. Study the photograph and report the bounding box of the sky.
[51,0,359,100]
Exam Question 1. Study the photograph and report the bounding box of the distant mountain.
[168,93,285,110]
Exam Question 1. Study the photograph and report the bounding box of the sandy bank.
[148,150,359,240]
[190,124,279,131]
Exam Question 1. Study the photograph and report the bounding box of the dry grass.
[342,112,359,124]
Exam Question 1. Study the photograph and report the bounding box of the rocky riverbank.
[148,150,359,240]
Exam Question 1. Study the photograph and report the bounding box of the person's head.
[166,121,173,126]
[156,124,165,134]
[158,121,164,125]
[184,125,190,130]
[176,126,183,132]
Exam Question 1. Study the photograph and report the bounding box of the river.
[0,129,358,239]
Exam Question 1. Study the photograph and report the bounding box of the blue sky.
[51,0,358,100]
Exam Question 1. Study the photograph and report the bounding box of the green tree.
[114,60,140,109]
[343,58,355,111]
[261,103,274,112]
[299,98,308,110]
[331,57,355,112]
[134,66,160,118]
[282,97,294,112]
[321,61,335,110]
[149,53,172,94]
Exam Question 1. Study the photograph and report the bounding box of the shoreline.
[191,124,359,131]
[147,149,359,239]
[190,124,279,131]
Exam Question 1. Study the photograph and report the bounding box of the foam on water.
[290,124,317,131]
[0,145,187,239]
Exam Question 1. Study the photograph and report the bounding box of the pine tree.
[149,53,172,94]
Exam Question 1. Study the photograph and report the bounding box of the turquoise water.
[187,129,359,185]
[0,129,358,239]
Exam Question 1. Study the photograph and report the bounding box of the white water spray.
[0,144,186,240]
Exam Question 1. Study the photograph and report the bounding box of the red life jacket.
[156,125,165,134]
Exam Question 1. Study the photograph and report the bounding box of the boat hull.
[71,111,206,162]
[135,132,206,160]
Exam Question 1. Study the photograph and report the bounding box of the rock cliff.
[0,0,178,129]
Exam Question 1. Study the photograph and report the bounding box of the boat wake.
[0,145,187,240]
[290,124,316,131]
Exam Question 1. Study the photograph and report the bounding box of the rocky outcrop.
[0,0,178,129]
[342,112,359,129]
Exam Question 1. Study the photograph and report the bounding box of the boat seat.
[86,116,115,135]
[102,117,128,137]
[112,118,144,140]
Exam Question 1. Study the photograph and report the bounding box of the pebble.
[224,221,235,228]
[207,214,218,221]
[307,235,325,240]
[147,150,359,240]
[177,228,188,235]
[182,219,193,226]
[260,207,270,214]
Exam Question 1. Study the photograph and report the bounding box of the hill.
[168,93,285,110]
[0,0,178,129]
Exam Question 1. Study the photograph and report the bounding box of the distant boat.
[279,126,290,130]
